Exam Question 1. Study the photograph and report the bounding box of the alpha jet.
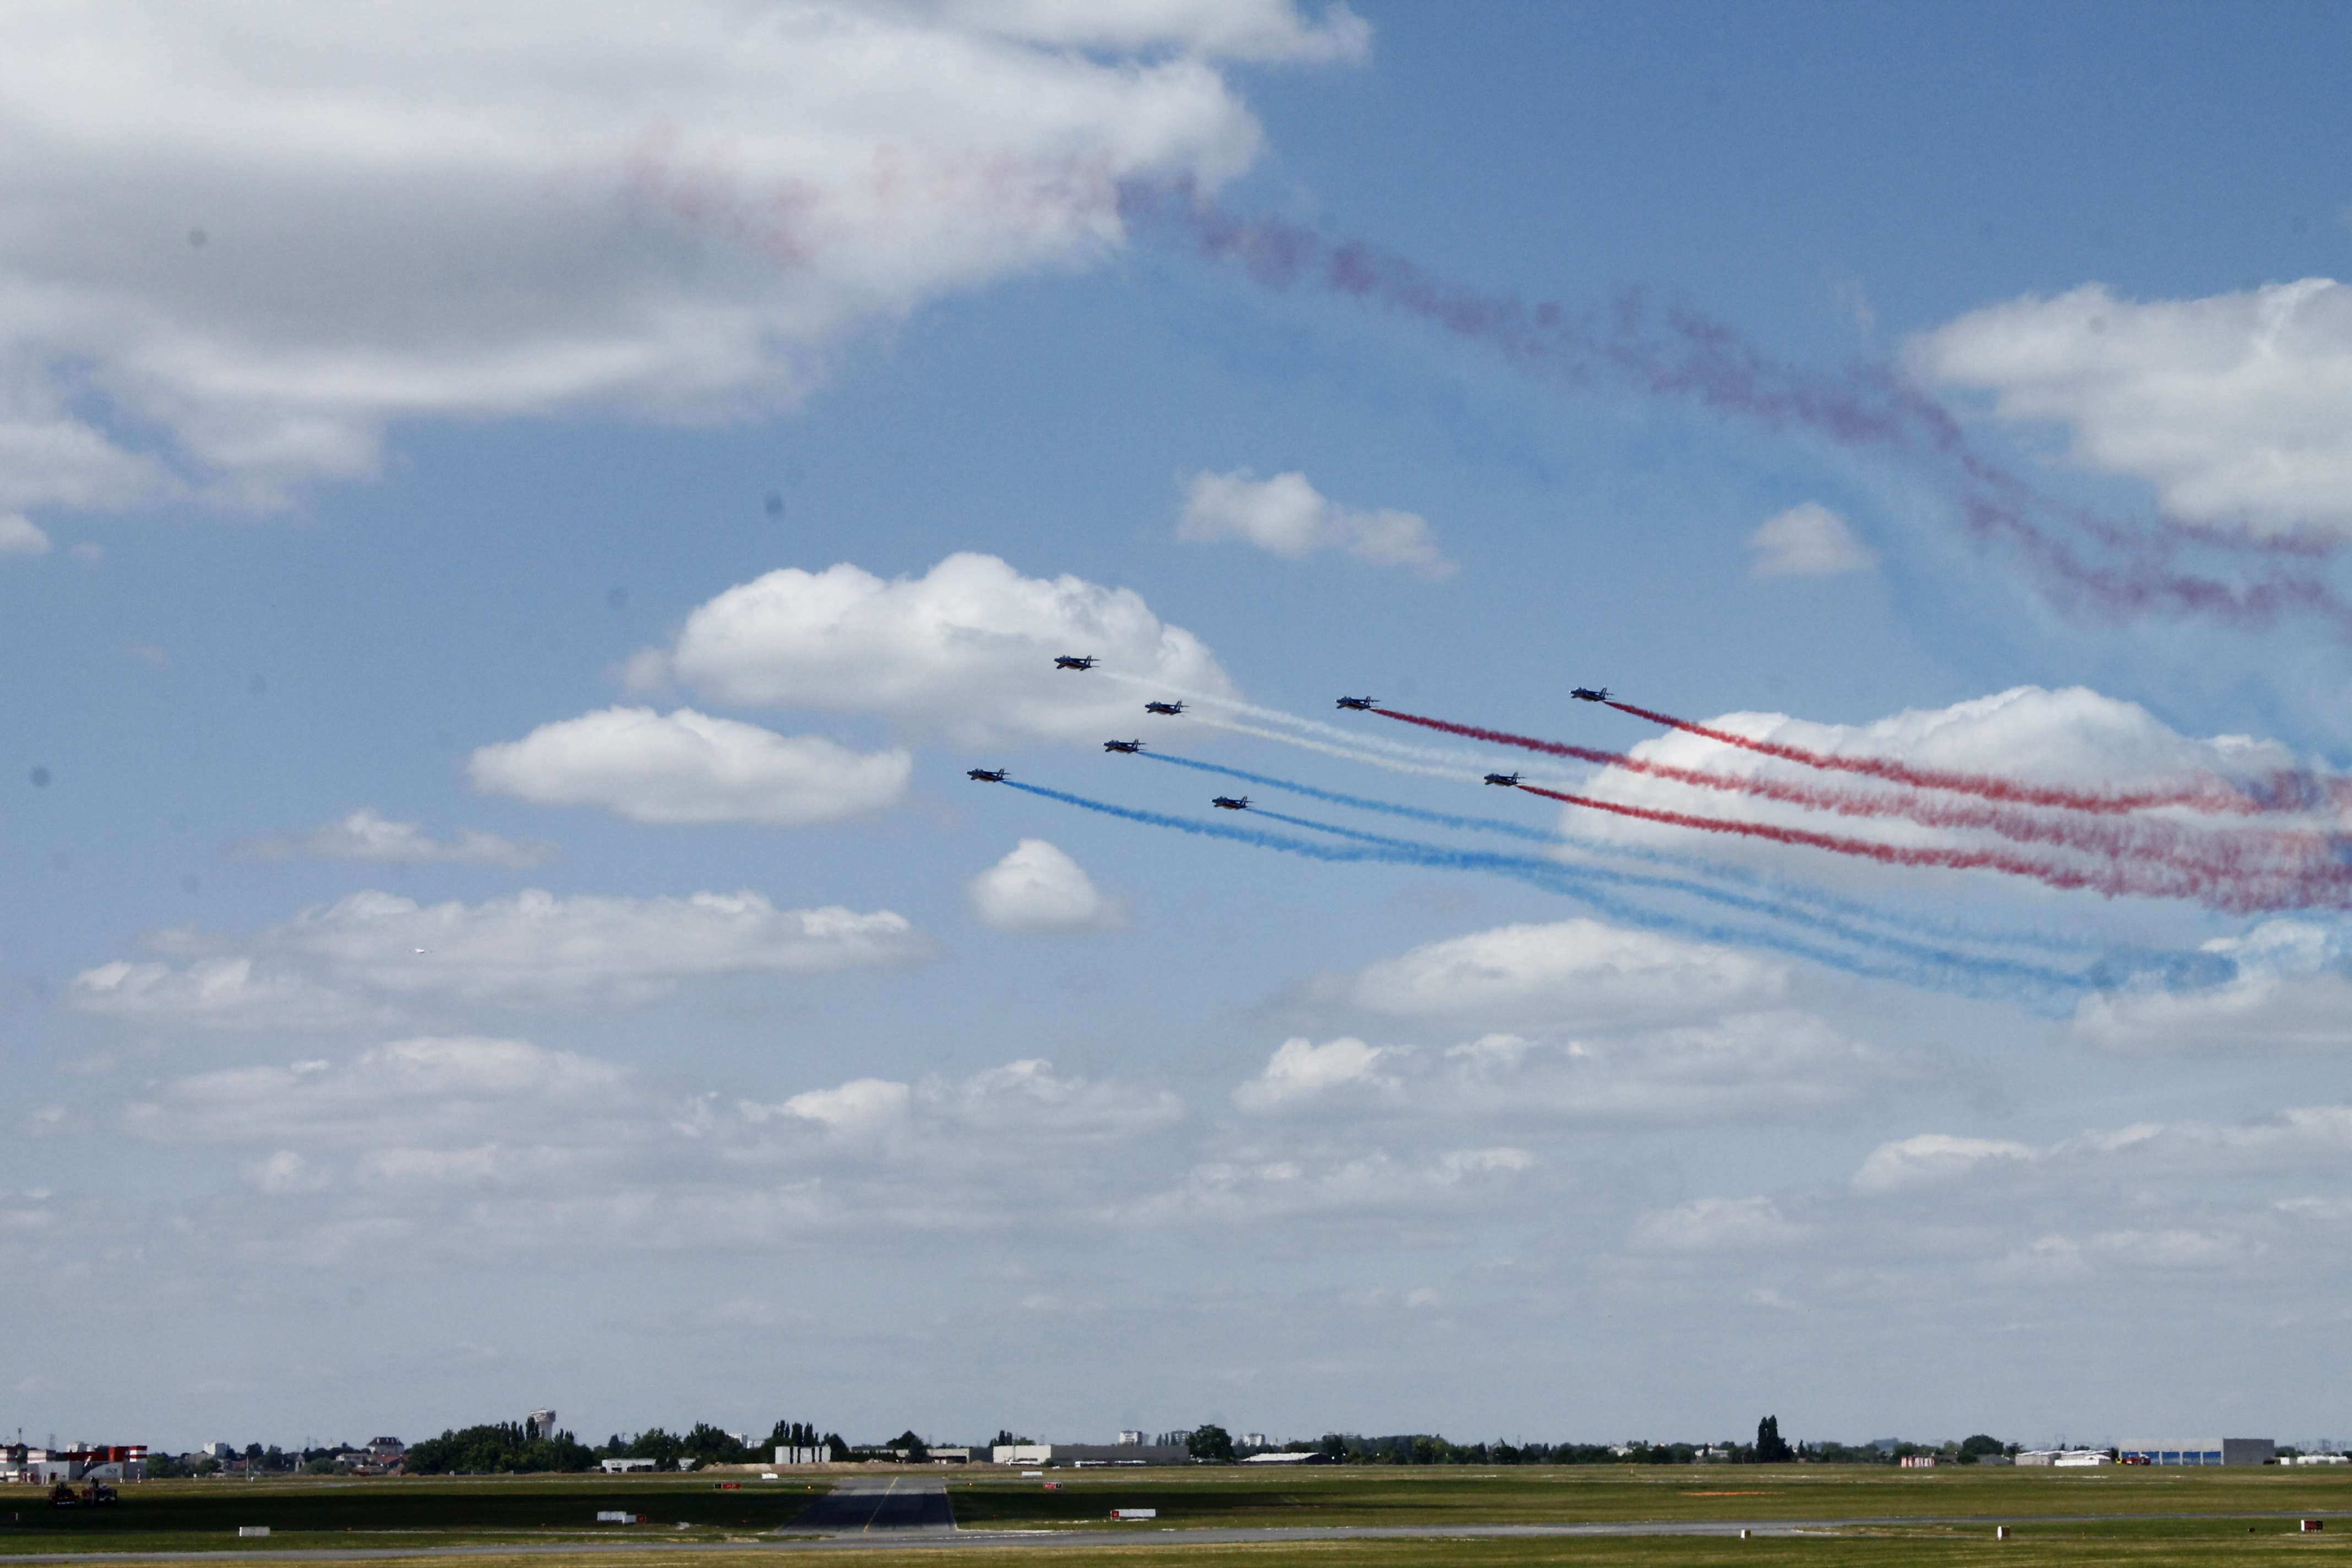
[1483,771,1522,787]
[1144,700,1185,715]
[1210,795,1250,810]
[967,767,1009,782]
[1335,695,1378,711]
[1570,686,1610,703]
[1054,655,1098,670]
[1103,739,1145,754]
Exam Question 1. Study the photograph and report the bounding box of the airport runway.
[7,1504,2346,1560]
[781,1477,954,1536]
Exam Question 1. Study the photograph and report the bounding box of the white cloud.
[1915,277,2352,534]
[1178,469,1455,578]
[1853,1133,2037,1193]
[1560,684,2309,903]
[1232,1036,1402,1112]
[230,807,557,868]
[1324,918,1786,1030]
[1855,1104,2352,1196]
[469,706,909,827]
[748,1058,1183,1153]
[2073,921,2352,1053]
[0,2,1336,513]
[122,1036,628,1148]
[966,839,1121,932]
[0,512,48,554]
[1235,1013,1919,1126]
[630,552,1238,746]
[68,888,928,1025]
[948,0,1373,63]
[1632,1195,1807,1253]
[1746,500,1875,577]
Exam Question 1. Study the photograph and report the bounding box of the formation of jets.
[984,669,1612,810]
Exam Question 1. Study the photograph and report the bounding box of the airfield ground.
[3,1464,2348,1565]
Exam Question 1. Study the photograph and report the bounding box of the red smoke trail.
[1513,785,2350,914]
[1376,707,2347,885]
[1592,701,2264,817]
[1120,183,2352,636]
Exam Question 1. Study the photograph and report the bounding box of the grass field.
[2,1464,2346,1564]
[945,1460,2352,1529]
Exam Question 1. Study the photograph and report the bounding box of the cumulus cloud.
[0,513,48,555]
[1855,1104,2352,1196]
[628,552,1238,746]
[1632,1195,1808,1253]
[1320,918,1787,1030]
[68,888,928,1025]
[948,0,1373,63]
[98,1041,1190,1262]
[0,1,1340,515]
[2073,920,2352,1053]
[469,707,909,827]
[1915,277,2352,534]
[1232,1036,1402,1112]
[1178,469,1454,578]
[230,807,557,868]
[1561,684,2302,899]
[1234,1012,1919,1126]
[966,839,1121,932]
[743,1058,1183,1154]
[1745,500,1876,577]
[1852,1133,2037,1194]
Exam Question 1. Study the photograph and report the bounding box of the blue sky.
[9,1,2352,1454]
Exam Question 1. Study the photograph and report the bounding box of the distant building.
[3,1445,148,1484]
[524,1409,558,1442]
[1117,1431,1145,1446]
[2118,1439,2274,1467]
[774,1445,826,1466]
[1242,1434,1269,1450]
[600,1458,656,1473]
[1898,1455,1937,1468]
[367,1438,404,1458]
[200,1442,236,1460]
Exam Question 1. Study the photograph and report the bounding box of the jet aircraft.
[1570,686,1610,703]
[1144,700,1185,715]
[967,767,1009,782]
[1211,795,1250,810]
[1103,739,1144,754]
[1335,695,1378,710]
[1483,771,1522,786]
[1054,655,1097,670]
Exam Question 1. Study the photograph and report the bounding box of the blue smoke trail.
[1245,807,2083,995]
[1135,749,2094,959]
[1003,780,2084,998]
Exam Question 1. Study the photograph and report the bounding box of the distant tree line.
[402,1417,846,1476]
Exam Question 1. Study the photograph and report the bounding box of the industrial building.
[0,1445,148,1484]
[523,1409,558,1442]
[2118,1438,2275,1466]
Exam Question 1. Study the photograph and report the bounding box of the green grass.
[944,1462,2352,1531]
[0,1473,832,1553]
[4,1466,2348,1562]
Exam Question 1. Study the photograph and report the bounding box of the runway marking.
[859,1477,899,1533]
